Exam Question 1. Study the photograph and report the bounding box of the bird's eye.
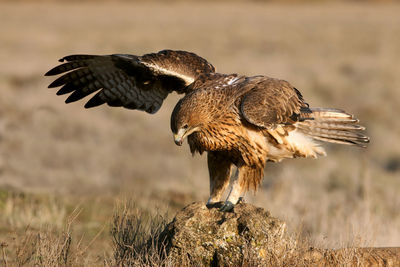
[183,124,189,129]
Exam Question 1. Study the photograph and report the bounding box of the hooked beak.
[174,128,186,146]
[173,126,200,146]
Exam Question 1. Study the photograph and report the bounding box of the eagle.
[45,50,369,211]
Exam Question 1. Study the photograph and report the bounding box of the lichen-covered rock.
[159,201,290,266]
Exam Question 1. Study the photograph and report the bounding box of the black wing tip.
[48,79,62,88]
[84,102,97,109]
[84,94,106,109]
[56,84,75,95]
[63,54,100,62]
[45,67,63,77]
[45,65,64,76]
[53,54,99,64]
[56,89,66,96]
[62,92,105,108]
[64,94,78,104]
[46,54,97,75]
[44,55,78,77]
[44,70,53,77]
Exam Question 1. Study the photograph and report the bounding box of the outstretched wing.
[45,50,215,114]
[239,77,311,128]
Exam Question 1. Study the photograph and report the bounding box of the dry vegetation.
[0,1,400,265]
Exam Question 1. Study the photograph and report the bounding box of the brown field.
[0,1,400,265]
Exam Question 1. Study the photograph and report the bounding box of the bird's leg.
[219,169,245,212]
[220,165,262,212]
[207,177,230,206]
[206,152,232,207]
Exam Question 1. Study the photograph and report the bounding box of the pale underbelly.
[247,128,326,163]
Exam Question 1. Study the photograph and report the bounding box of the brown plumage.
[45,49,370,211]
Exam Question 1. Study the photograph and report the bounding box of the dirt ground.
[0,1,399,264]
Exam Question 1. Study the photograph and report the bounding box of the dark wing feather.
[45,50,215,114]
[240,77,310,128]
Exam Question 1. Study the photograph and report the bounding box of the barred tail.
[296,108,370,147]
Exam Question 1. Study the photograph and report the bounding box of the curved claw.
[206,202,218,209]
[219,201,235,212]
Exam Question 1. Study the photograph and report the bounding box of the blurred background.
[0,0,399,264]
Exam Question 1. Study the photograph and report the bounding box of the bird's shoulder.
[187,73,242,92]
[188,73,289,94]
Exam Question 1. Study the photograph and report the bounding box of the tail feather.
[297,108,370,147]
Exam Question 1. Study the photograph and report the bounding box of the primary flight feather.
[45,49,369,211]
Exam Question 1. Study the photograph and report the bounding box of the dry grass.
[1,205,81,267]
[0,1,399,265]
[108,201,169,266]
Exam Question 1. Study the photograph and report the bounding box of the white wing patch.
[141,61,195,86]
[226,76,239,86]
[213,75,241,90]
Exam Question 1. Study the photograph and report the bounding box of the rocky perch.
[160,201,288,266]
[158,202,400,266]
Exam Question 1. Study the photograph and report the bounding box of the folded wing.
[240,77,311,128]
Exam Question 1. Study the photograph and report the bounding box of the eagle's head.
[170,96,210,146]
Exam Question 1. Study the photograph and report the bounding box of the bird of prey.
[45,50,369,211]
